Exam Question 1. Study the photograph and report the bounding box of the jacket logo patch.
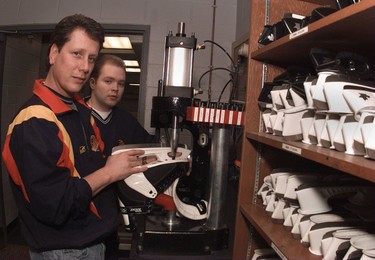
[79,146,86,154]
[90,135,99,152]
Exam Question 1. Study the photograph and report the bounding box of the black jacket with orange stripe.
[2,79,120,250]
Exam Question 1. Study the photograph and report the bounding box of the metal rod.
[208,0,217,102]
[177,22,185,36]
[170,115,179,159]
[206,124,230,229]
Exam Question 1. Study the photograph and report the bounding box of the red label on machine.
[215,109,221,123]
[186,107,244,126]
[198,107,204,122]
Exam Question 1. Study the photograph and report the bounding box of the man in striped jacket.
[2,14,148,260]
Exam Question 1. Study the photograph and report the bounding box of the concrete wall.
[236,0,250,39]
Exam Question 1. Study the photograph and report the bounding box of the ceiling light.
[126,68,141,73]
[129,83,140,87]
[124,60,139,67]
[104,36,133,49]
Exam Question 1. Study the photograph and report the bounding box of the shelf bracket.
[265,0,271,25]
[253,0,270,202]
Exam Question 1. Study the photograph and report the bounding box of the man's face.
[48,28,100,97]
[90,63,126,111]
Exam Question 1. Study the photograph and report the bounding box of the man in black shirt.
[86,54,155,259]
[86,54,154,156]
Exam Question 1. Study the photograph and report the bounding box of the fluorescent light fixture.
[104,36,132,49]
[124,60,139,67]
[126,68,141,73]
[129,83,140,87]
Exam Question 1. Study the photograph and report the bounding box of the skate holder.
[362,249,375,260]
[265,192,276,215]
[321,113,341,149]
[308,221,360,256]
[271,198,287,223]
[364,118,375,159]
[322,229,368,260]
[304,76,317,109]
[342,83,375,121]
[271,172,293,197]
[282,105,308,141]
[266,171,292,215]
[272,110,285,136]
[301,109,316,144]
[355,112,375,157]
[310,112,327,147]
[342,115,364,155]
[258,175,273,205]
[300,213,347,247]
[258,83,275,134]
[311,71,338,111]
[341,82,375,156]
[323,76,353,114]
[271,85,286,110]
[268,85,287,136]
[290,209,308,239]
[289,87,307,107]
[268,110,278,134]
[261,190,271,206]
[261,108,273,133]
[279,85,294,110]
[295,183,369,215]
[299,213,352,250]
[281,84,308,140]
[284,174,320,202]
[283,205,299,230]
[333,114,350,152]
[343,234,375,260]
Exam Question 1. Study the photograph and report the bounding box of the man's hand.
[84,149,148,196]
[105,149,149,181]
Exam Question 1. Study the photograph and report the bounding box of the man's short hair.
[46,14,105,71]
[91,54,126,80]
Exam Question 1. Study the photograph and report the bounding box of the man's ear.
[49,44,58,65]
[89,78,96,90]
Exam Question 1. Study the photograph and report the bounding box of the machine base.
[134,214,229,256]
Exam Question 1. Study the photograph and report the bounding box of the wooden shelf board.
[246,131,375,183]
[234,1,375,259]
[240,203,322,260]
[251,0,375,67]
